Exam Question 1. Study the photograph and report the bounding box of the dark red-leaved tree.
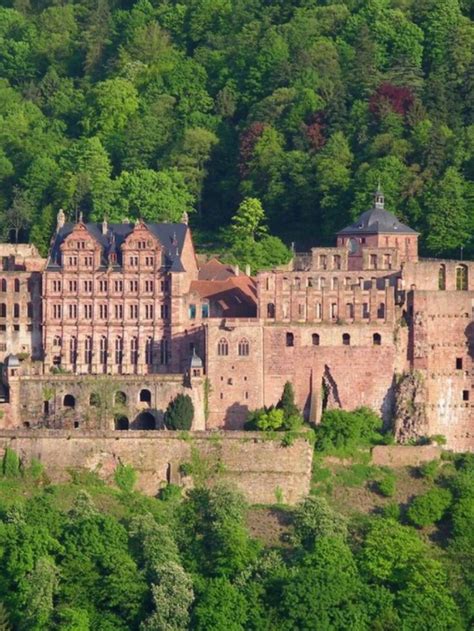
[369,83,414,118]
[303,111,326,152]
[239,122,267,176]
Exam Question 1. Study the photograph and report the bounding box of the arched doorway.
[133,411,156,430]
[115,415,129,430]
[63,394,75,409]
[139,388,152,404]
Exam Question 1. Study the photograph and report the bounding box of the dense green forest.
[1,438,474,630]
[0,0,473,261]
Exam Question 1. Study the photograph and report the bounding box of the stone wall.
[0,430,313,505]
[371,444,442,467]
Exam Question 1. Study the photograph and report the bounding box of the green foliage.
[0,603,11,631]
[2,448,20,478]
[164,394,194,431]
[377,472,397,498]
[419,459,440,480]
[179,446,225,488]
[292,496,347,549]
[381,502,401,521]
[407,487,452,527]
[316,407,384,455]
[114,463,137,494]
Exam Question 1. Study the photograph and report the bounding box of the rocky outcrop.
[394,371,428,442]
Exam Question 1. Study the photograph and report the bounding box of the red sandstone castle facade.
[0,190,473,451]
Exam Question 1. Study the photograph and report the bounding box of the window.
[129,256,138,267]
[115,337,123,365]
[129,304,138,319]
[298,303,305,318]
[333,255,341,270]
[14,279,20,292]
[189,304,196,319]
[202,303,209,318]
[145,256,154,266]
[267,303,275,318]
[63,394,75,409]
[84,280,92,293]
[99,304,108,319]
[114,280,123,292]
[114,304,123,319]
[161,304,169,319]
[130,337,138,365]
[84,337,92,364]
[342,333,350,346]
[370,254,378,269]
[294,277,301,290]
[161,279,170,292]
[456,357,463,370]
[286,332,294,347]
[362,303,369,319]
[145,280,154,293]
[217,338,229,356]
[315,302,322,319]
[238,338,249,356]
[456,265,468,291]
[438,265,446,290]
[53,336,62,347]
[84,304,92,319]
[99,336,107,365]
[27,302,33,318]
[115,391,126,405]
[67,256,77,266]
[84,256,93,267]
[0,279,6,292]
[69,336,77,365]
[145,304,154,319]
[384,254,392,270]
[99,280,108,292]
[373,333,381,346]
[463,390,470,401]
[53,304,61,319]
[145,338,153,365]
[68,304,77,319]
[332,277,338,290]
[52,280,61,292]
[13,303,19,318]
[160,338,169,364]
[320,255,327,270]
[68,280,77,292]
[312,333,320,346]
[129,280,138,293]
[140,388,151,403]
[331,303,337,320]
[377,303,385,319]
[345,303,354,319]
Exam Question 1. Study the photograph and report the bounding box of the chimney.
[102,217,108,235]
[56,208,65,231]
[245,264,251,276]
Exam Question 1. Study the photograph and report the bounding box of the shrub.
[430,434,447,446]
[316,407,383,454]
[382,502,401,521]
[114,463,137,493]
[292,496,347,549]
[407,487,452,528]
[2,448,20,477]
[377,474,396,497]
[159,484,182,502]
[419,460,439,480]
[26,458,44,481]
[277,382,299,419]
[164,394,194,430]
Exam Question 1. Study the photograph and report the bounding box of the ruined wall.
[371,444,441,467]
[0,431,312,505]
[2,373,205,431]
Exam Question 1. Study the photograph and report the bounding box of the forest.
[0,0,473,266]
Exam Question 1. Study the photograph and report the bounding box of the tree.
[193,578,248,631]
[277,382,299,420]
[407,487,452,527]
[316,407,383,453]
[19,557,58,631]
[3,187,32,243]
[0,603,11,631]
[228,197,267,242]
[292,496,347,549]
[164,394,194,430]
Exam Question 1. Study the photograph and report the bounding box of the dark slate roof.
[47,222,188,271]
[337,207,418,236]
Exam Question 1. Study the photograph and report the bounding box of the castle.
[0,189,472,451]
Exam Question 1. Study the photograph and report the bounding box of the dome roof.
[338,207,418,236]
[190,349,203,369]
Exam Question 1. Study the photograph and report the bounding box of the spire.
[374,183,384,210]
[102,216,108,235]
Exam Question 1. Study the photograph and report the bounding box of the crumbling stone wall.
[394,371,428,443]
[0,431,312,505]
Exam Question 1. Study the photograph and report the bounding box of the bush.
[382,502,401,521]
[114,463,137,493]
[316,407,383,454]
[159,484,182,502]
[2,448,20,477]
[292,496,347,549]
[377,474,396,497]
[419,460,439,480]
[407,487,452,528]
[164,394,194,430]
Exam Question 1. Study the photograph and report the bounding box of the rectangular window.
[370,254,378,270]
[362,303,370,319]
[68,304,77,319]
[129,256,138,267]
[67,256,77,267]
[99,304,108,319]
[160,339,169,365]
[83,280,92,293]
[114,304,123,319]
[333,255,341,270]
[129,280,138,292]
[320,255,327,269]
[315,302,322,319]
[52,280,62,292]
[331,303,338,319]
[298,303,305,318]
[161,280,170,292]
[98,280,108,293]
[145,256,154,267]
[129,304,138,319]
[68,280,77,292]
[84,256,93,267]
[84,304,92,319]
[53,304,61,319]
[145,280,154,293]
[114,280,123,292]
[145,304,154,319]
[189,304,196,319]
[456,357,463,370]
[463,390,470,402]
[201,303,209,318]
[161,304,169,320]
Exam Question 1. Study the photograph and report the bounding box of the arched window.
[14,279,20,292]
[53,336,62,347]
[373,333,381,346]
[115,415,129,430]
[145,337,153,365]
[267,303,275,318]
[377,303,385,319]
[238,338,249,356]
[438,264,446,290]
[346,303,354,319]
[115,391,127,405]
[115,337,123,365]
[342,333,350,346]
[140,388,151,403]
[0,303,7,317]
[217,338,228,356]
[312,333,320,346]
[286,332,294,347]
[13,303,20,318]
[456,265,468,291]
[69,336,77,365]
[99,336,107,365]
[130,337,138,365]
[63,394,75,408]
[0,279,6,292]
[84,336,92,364]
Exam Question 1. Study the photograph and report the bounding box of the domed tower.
[336,186,418,270]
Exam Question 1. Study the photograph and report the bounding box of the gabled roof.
[337,207,418,236]
[47,222,188,271]
[198,258,236,281]
[190,275,257,317]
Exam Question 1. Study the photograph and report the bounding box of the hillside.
[0,0,473,260]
